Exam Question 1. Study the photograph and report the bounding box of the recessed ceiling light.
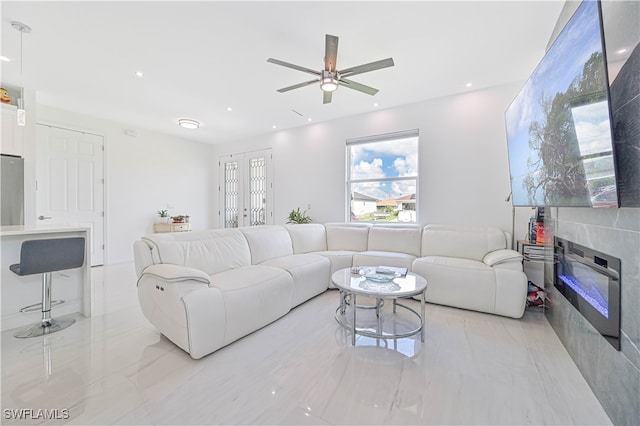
[135,71,143,77]
[307,117,312,122]
[227,107,233,111]
[272,125,277,129]
[466,82,473,88]
[178,119,199,129]
[373,103,378,107]
[0,56,11,62]
[616,48,628,54]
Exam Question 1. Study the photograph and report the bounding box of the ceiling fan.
[267,34,394,104]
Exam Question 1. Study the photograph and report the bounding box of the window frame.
[345,129,419,224]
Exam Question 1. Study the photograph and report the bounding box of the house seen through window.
[347,130,419,223]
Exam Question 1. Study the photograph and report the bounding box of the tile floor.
[1,263,612,425]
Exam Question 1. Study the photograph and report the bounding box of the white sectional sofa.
[134,223,527,359]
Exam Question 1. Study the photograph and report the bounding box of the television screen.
[505,0,619,207]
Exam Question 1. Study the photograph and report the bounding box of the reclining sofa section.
[134,223,527,359]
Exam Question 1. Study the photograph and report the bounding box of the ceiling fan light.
[178,118,199,129]
[321,78,338,92]
[320,70,339,92]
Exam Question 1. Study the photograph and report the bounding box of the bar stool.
[10,237,85,338]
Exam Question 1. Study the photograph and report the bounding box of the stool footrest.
[14,317,76,338]
[19,299,65,313]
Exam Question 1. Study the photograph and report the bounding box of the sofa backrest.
[240,225,294,264]
[421,224,507,261]
[284,223,327,254]
[367,226,423,257]
[325,222,371,251]
[142,229,251,275]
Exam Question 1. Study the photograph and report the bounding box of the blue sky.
[350,136,418,200]
[504,0,606,205]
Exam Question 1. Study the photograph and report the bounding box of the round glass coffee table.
[332,267,427,345]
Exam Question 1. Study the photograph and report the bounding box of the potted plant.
[157,209,170,223]
[286,207,312,224]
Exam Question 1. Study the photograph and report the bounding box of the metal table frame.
[332,269,426,345]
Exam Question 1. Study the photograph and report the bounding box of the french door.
[36,124,105,265]
[219,149,273,228]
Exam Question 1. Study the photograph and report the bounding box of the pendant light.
[11,21,31,127]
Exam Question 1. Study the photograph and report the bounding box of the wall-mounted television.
[505,0,619,208]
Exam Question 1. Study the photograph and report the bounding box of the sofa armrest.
[136,265,222,358]
[483,249,523,267]
[139,264,211,285]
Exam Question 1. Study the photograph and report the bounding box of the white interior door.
[36,124,105,265]
[219,149,272,228]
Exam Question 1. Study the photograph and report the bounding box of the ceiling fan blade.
[267,58,321,76]
[276,79,319,93]
[323,91,333,104]
[324,34,339,72]
[340,78,379,96]
[339,58,395,78]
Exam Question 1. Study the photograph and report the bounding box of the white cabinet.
[1,103,24,156]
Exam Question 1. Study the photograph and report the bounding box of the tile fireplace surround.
[545,207,640,426]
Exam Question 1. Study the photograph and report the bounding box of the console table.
[154,223,191,233]
[517,240,553,289]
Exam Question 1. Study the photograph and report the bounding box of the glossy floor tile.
[1,263,612,425]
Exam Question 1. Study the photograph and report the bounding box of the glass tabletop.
[332,267,427,298]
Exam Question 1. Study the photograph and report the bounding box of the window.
[347,130,419,223]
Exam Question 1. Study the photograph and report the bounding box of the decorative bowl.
[360,267,400,283]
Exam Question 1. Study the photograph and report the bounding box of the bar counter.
[1,225,92,332]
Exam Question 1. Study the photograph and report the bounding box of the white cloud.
[352,158,385,179]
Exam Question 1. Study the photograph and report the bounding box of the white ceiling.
[1,1,565,145]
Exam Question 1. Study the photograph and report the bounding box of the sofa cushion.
[142,229,251,275]
[284,223,327,254]
[315,250,357,285]
[421,224,507,261]
[208,265,293,344]
[412,256,497,314]
[367,226,422,257]
[240,226,294,264]
[262,253,330,307]
[325,222,370,251]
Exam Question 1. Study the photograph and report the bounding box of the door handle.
[38,215,52,220]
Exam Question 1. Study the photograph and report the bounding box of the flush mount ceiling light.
[320,70,338,92]
[178,119,199,129]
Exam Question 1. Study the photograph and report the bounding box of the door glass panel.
[224,161,239,228]
[249,157,266,226]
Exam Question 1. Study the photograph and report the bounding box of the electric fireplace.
[554,237,621,350]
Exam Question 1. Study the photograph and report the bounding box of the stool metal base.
[14,318,76,338]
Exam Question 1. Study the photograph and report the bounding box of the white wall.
[214,82,527,236]
[32,81,531,264]
[35,105,215,264]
